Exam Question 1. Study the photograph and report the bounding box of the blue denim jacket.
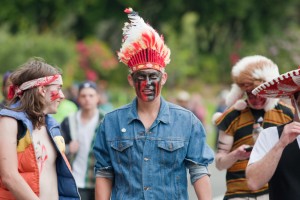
[93,97,214,200]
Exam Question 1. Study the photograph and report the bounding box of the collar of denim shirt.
[127,97,170,125]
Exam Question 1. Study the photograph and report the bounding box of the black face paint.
[131,69,163,102]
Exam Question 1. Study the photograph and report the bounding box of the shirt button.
[144,157,149,161]
[144,186,150,191]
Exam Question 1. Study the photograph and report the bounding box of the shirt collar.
[127,97,170,124]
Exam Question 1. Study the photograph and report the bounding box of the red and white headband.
[8,74,62,99]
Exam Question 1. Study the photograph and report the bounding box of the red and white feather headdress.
[117,8,171,73]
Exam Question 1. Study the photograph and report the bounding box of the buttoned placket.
[141,124,158,198]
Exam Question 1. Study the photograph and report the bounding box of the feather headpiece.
[117,8,171,73]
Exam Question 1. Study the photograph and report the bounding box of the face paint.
[246,91,267,109]
[132,69,163,102]
[43,85,64,114]
[49,85,64,102]
[50,90,60,101]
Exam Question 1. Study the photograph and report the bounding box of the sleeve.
[248,126,279,165]
[187,163,210,184]
[60,117,71,144]
[93,118,114,179]
[215,108,239,136]
[185,114,214,183]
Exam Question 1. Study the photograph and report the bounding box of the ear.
[127,74,134,87]
[38,86,47,97]
[161,72,168,86]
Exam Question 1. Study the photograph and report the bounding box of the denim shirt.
[93,97,214,200]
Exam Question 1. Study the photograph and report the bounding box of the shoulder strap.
[68,113,78,140]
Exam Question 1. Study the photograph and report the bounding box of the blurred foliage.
[76,39,118,82]
[1,0,300,105]
[0,29,77,86]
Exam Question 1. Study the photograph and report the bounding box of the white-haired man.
[214,55,294,199]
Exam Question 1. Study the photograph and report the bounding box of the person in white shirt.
[246,67,300,200]
[61,81,105,200]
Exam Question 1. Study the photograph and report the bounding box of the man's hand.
[69,140,79,154]
[279,122,300,148]
[234,145,252,161]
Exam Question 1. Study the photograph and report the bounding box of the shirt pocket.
[111,140,133,164]
[157,140,185,167]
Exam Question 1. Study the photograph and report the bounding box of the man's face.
[246,91,267,110]
[44,84,65,114]
[131,69,163,102]
[77,87,99,111]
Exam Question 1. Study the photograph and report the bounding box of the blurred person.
[246,67,300,200]
[176,90,190,109]
[189,93,206,125]
[0,71,12,109]
[0,58,80,200]
[97,80,114,113]
[68,83,80,108]
[213,89,229,149]
[215,89,229,115]
[214,55,294,200]
[98,89,114,113]
[60,81,105,200]
[93,8,214,200]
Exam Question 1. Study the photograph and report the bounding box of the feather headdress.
[117,8,171,73]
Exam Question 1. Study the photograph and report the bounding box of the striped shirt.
[216,101,293,199]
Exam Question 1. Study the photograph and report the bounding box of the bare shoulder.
[0,116,18,136]
[0,116,19,174]
[0,115,18,125]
